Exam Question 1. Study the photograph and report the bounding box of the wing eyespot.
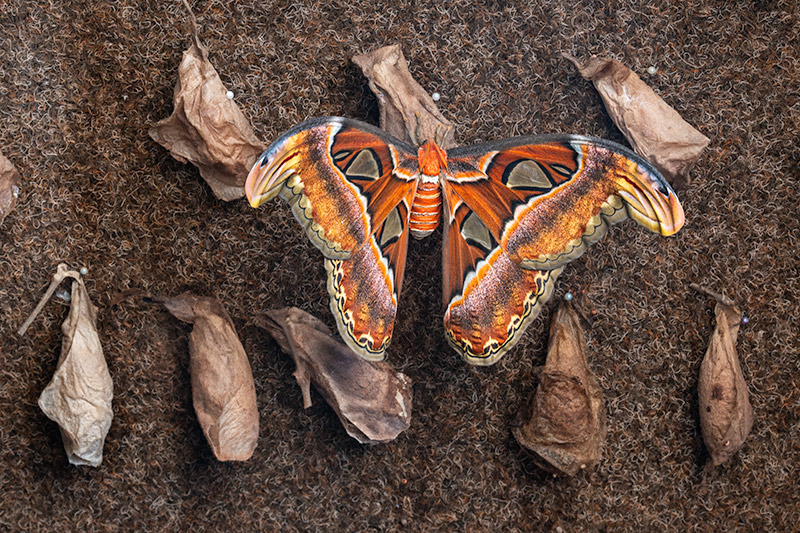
[344,149,383,180]
[501,159,554,191]
[549,163,575,178]
[460,211,494,252]
[332,149,352,162]
[379,206,405,247]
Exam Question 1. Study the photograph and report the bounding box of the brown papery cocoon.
[160,293,258,461]
[0,152,21,226]
[564,54,710,188]
[255,308,412,444]
[512,302,606,476]
[20,264,113,467]
[693,285,754,467]
[149,2,266,201]
[353,44,456,148]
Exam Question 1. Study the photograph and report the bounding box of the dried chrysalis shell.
[564,54,710,188]
[0,151,21,227]
[353,44,455,148]
[512,301,606,476]
[149,3,265,201]
[21,264,114,467]
[694,287,754,466]
[255,307,412,444]
[159,293,259,461]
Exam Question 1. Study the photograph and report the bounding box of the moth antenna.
[434,123,454,147]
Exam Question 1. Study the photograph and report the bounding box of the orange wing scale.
[444,251,561,366]
[326,192,414,360]
[446,137,684,271]
[445,143,579,240]
[327,125,415,232]
[246,118,416,260]
[442,196,561,365]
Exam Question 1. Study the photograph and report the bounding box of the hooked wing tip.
[245,155,270,208]
[663,192,685,236]
[244,160,261,206]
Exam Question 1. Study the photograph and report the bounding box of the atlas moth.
[246,117,683,365]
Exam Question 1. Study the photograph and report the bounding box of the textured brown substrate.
[0,1,798,530]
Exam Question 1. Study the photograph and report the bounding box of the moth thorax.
[418,139,447,176]
[410,180,441,239]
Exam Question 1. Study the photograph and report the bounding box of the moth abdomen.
[409,181,441,239]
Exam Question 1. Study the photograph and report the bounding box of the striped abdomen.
[409,180,441,239]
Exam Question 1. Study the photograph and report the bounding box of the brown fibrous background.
[0,1,798,530]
